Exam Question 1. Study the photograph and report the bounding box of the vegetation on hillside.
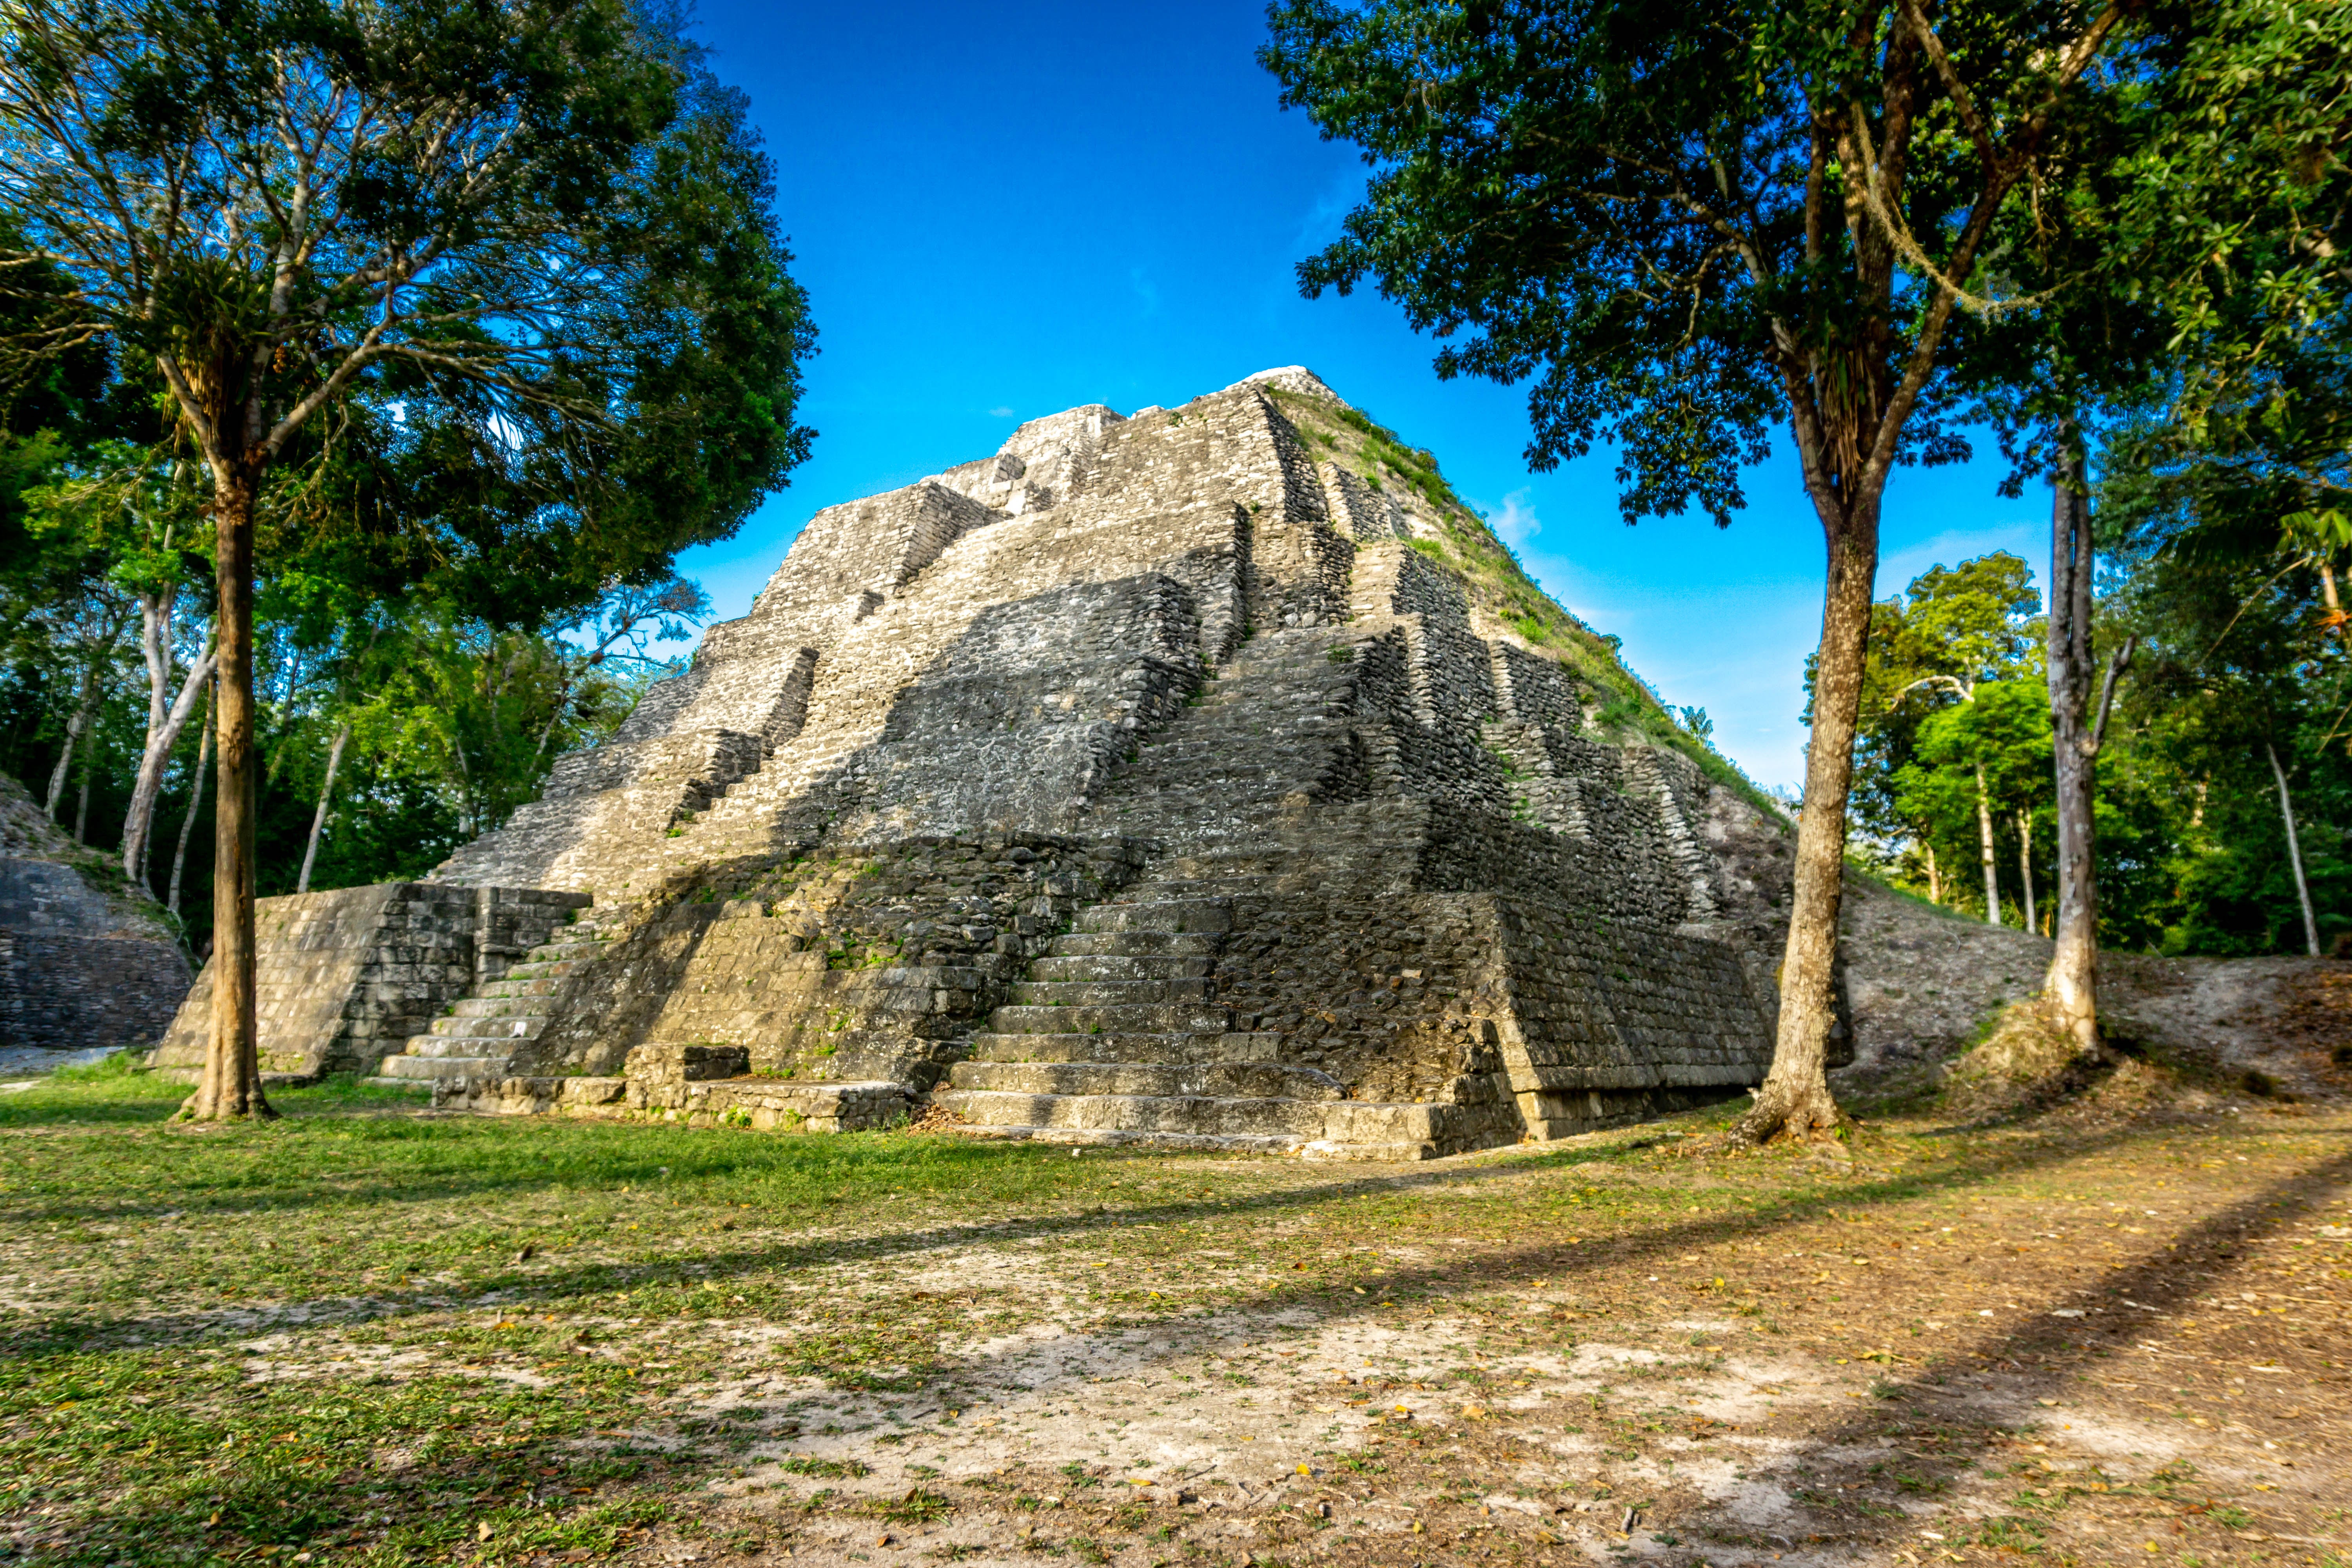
[1265,385,1786,820]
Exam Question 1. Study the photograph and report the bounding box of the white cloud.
[1129,266,1160,318]
[988,406,1014,419]
[1476,487,1540,547]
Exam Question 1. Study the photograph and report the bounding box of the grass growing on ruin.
[5,1063,2347,1567]
[1263,385,1788,820]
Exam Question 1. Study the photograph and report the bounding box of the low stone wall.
[151,883,588,1080]
[435,1072,905,1132]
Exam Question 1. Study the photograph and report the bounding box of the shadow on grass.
[1702,1144,2352,1555]
[9,1079,2337,1567]
[0,1081,2184,1369]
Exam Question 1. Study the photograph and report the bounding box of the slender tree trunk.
[73,743,93,843]
[2015,809,2036,937]
[1736,510,1878,1144]
[296,724,352,895]
[2266,741,2321,958]
[46,659,102,821]
[169,687,212,919]
[183,467,272,1122]
[1974,763,2002,925]
[123,611,218,888]
[2043,450,2125,1058]
[1924,840,1940,905]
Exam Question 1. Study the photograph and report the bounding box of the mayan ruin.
[149,369,1819,1156]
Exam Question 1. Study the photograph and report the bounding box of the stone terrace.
[332,368,1795,1154]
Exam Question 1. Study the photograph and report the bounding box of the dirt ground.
[2,962,2347,1568]
[535,1109,2352,1568]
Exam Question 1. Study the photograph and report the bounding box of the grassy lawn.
[2,1058,2347,1568]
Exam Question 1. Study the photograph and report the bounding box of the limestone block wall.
[152,884,587,1079]
[0,860,192,1050]
[1189,811,1773,1120]
[0,769,192,1052]
[513,834,1147,1090]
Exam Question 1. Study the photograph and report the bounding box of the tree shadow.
[17,1102,2331,1566]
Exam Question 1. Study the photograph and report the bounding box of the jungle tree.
[1263,0,2149,1140]
[0,0,815,1118]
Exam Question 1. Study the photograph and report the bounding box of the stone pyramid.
[351,368,1811,1156]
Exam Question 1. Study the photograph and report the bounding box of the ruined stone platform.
[174,367,1822,1155]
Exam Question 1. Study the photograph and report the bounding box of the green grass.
[0,1069,1188,1566]
[5,1062,2315,1566]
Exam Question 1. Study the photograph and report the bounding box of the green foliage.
[0,0,812,929]
[2,0,817,592]
[1258,0,2150,518]
[1846,555,2046,918]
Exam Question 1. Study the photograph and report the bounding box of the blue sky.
[672,0,2050,791]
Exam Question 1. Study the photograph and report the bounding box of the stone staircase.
[932,888,1448,1158]
[928,619,1459,1159]
[368,907,613,1088]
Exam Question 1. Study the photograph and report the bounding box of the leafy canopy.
[1259,0,2147,529]
[0,0,815,617]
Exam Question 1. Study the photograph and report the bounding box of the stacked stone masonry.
[259,367,1820,1154]
[0,769,191,1053]
[152,884,588,1081]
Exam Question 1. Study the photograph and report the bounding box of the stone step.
[428,1013,547,1041]
[1045,931,1223,960]
[1004,978,1215,1006]
[949,1059,1345,1101]
[947,1124,1305,1156]
[376,1053,505,1081]
[476,976,560,999]
[1075,899,1232,935]
[988,1002,1235,1036]
[399,1033,528,1060]
[968,1031,1283,1066]
[521,939,608,963]
[502,957,597,980]
[1027,953,1214,982]
[938,1087,1447,1145]
[451,995,554,1019]
[1134,719,1349,751]
[933,1088,1335,1138]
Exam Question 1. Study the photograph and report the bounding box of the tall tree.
[1855,555,2042,921]
[1263,0,2140,1140]
[2013,0,2352,1031]
[0,0,814,1118]
[26,443,220,884]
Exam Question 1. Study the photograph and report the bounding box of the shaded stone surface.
[0,769,190,1054]
[151,884,587,1081]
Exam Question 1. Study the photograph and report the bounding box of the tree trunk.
[296,724,352,895]
[73,747,93,843]
[46,660,102,822]
[1924,840,1940,905]
[122,610,218,888]
[1735,512,1878,1145]
[2043,451,2117,1058]
[1973,763,2002,925]
[182,468,272,1122]
[2266,740,2321,958]
[2015,809,2036,937]
[169,688,212,919]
